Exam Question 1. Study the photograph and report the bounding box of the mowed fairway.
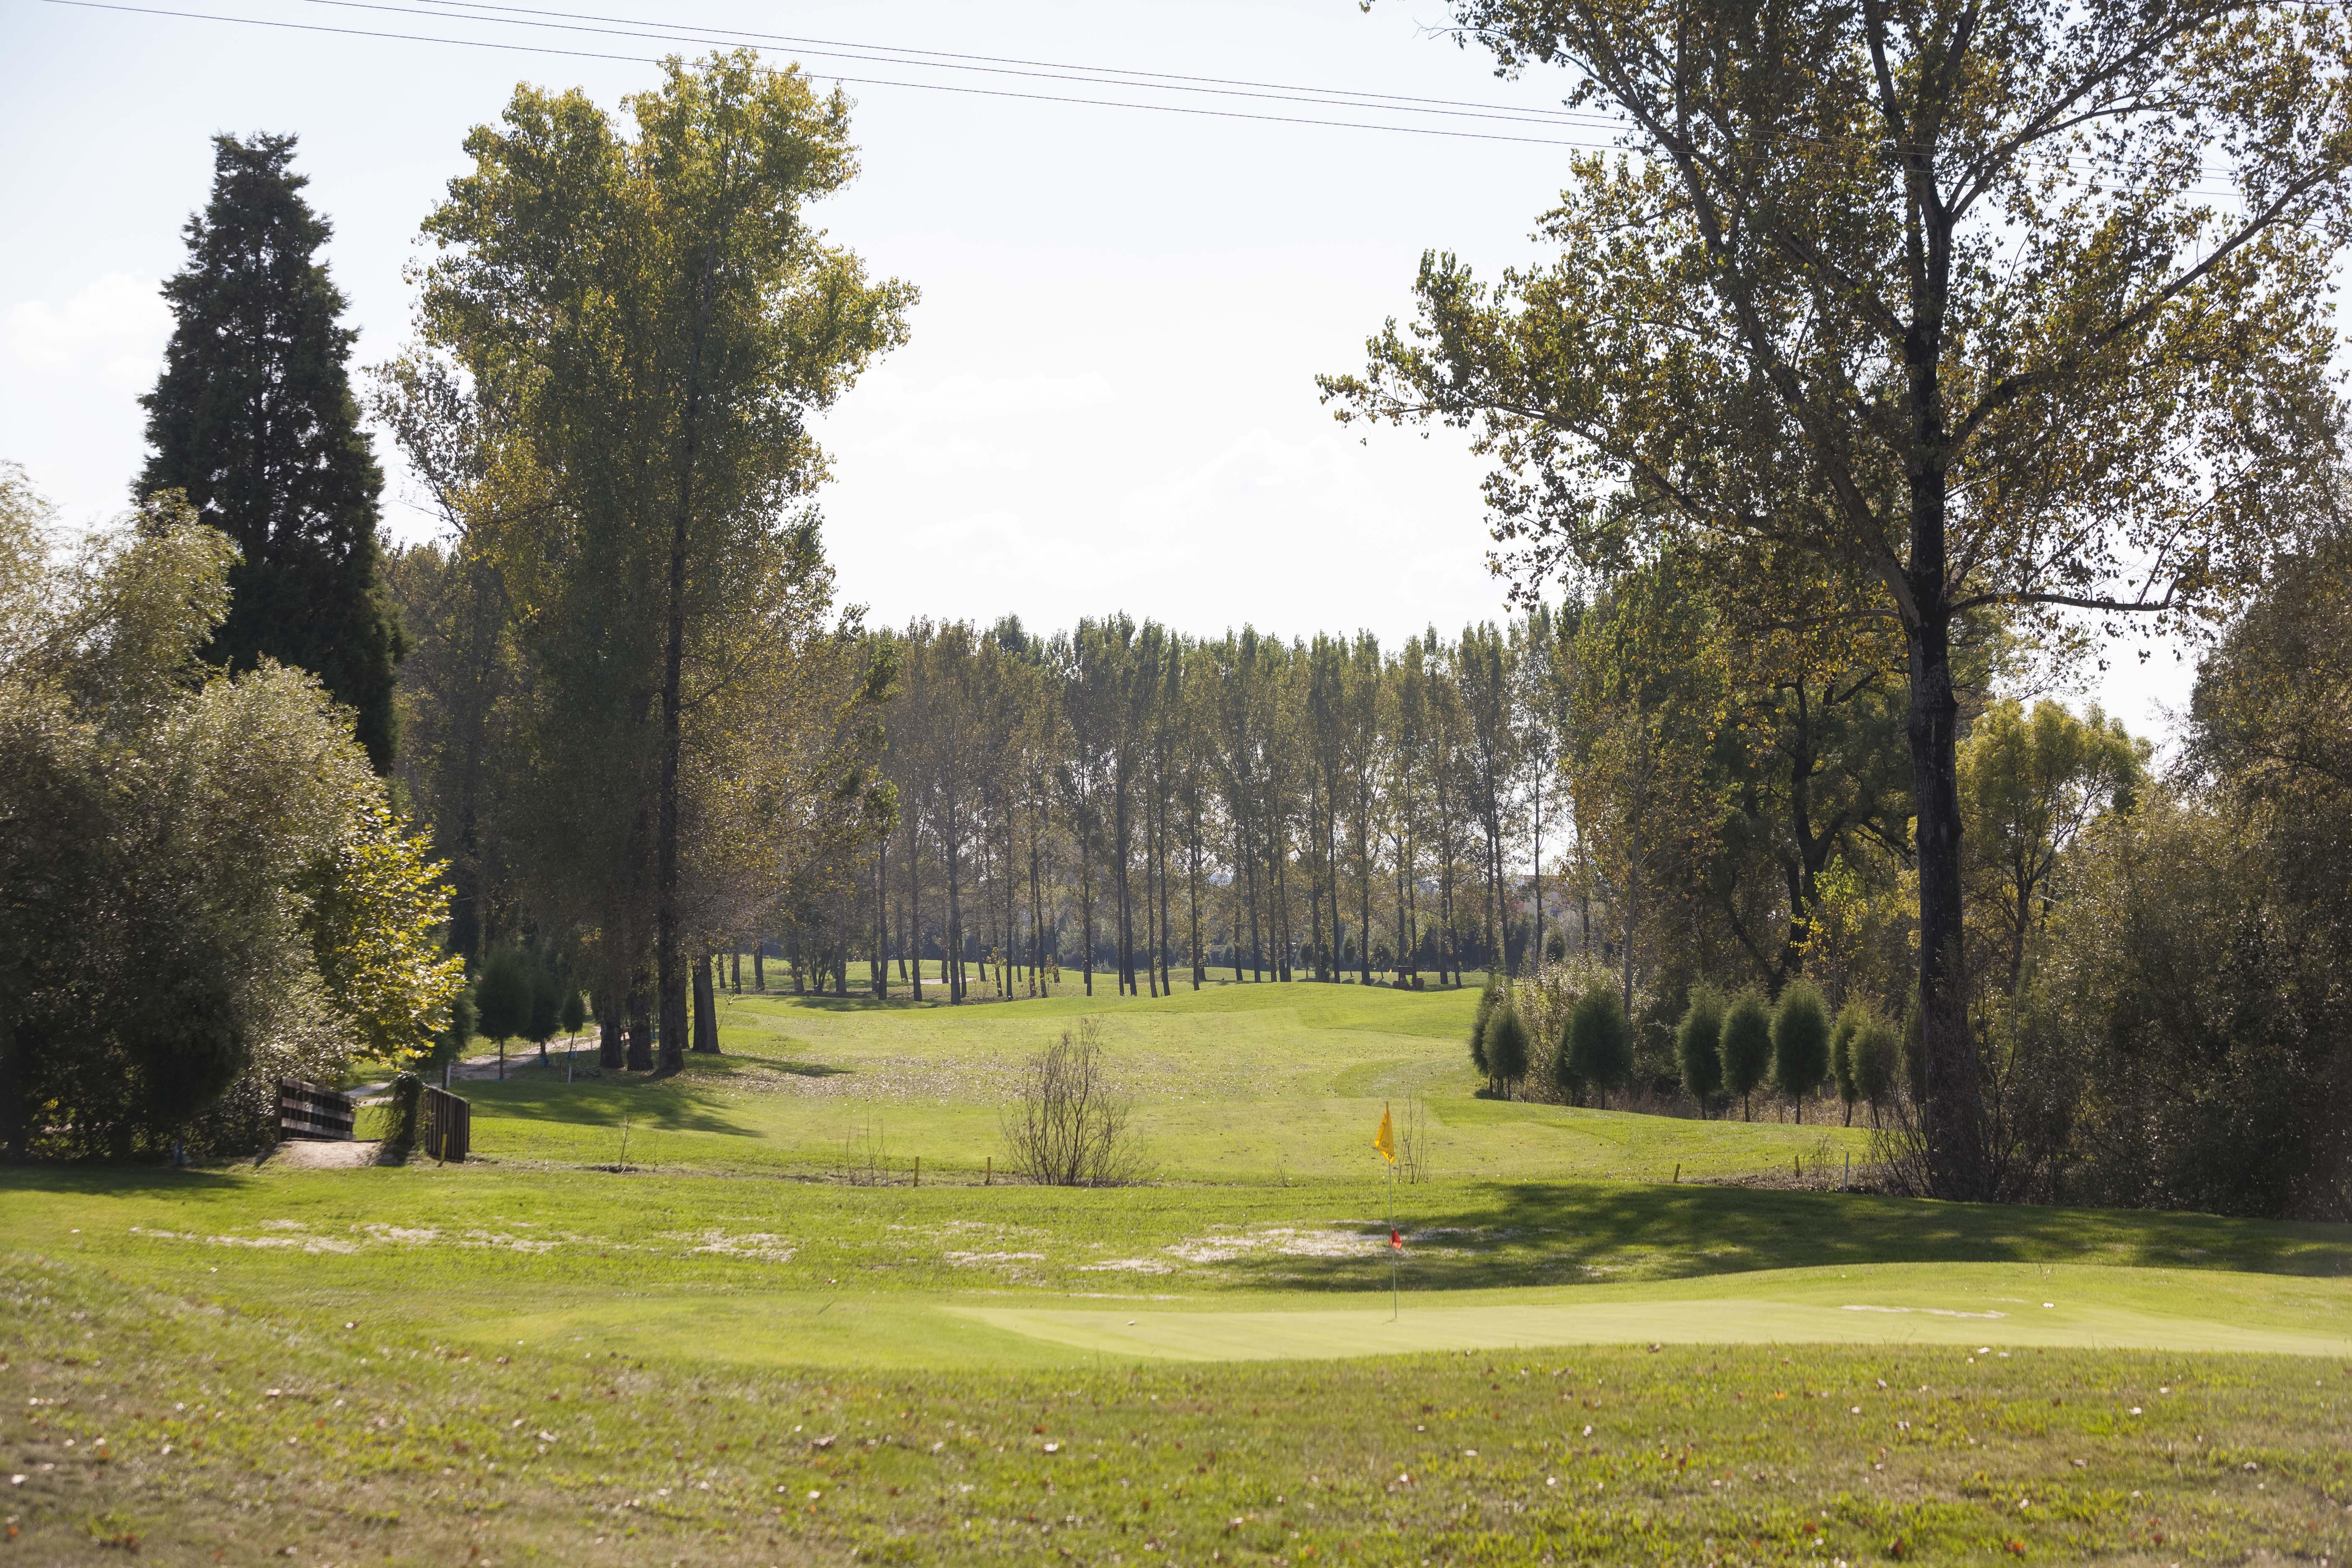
[455,973,1865,1183]
[5,978,2350,1564]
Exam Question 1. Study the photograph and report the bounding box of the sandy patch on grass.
[676,1231,798,1262]
[1083,1223,1482,1273]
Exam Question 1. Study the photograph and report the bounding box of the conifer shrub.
[1830,1002,1868,1124]
[1676,984,1727,1113]
[1770,980,1832,1122]
[1482,995,1531,1098]
[1854,1011,1899,1127]
[1565,982,1633,1108]
[1718,990,1773,1121]
[1470,973,1500,1077]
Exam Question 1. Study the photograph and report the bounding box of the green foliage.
[1470,972,1500,1075]
[1480,995,1529,1094]
[1961,698,2147,988]
[1674,984,1726,1107]
[474,949,532,1046]
[559,988,586,1038]
[524,958,561,1047]
[138,133,404,772]
[412,51,915,1070]
[1829,1003,1865,1113]
[1717,990,1772,1120]
[1852,1012,1897,1117]
[1768,980,1831,1116]
[0,478,458,1158]
[1564,982,1632,1107]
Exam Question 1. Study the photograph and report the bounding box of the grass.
[5,978,2350,1562]
[455,974,1867,1184]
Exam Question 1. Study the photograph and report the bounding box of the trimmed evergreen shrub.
[475,948,532,1047]
[1482,995,1530,1097]
[1718,990,1773,1121]
[1470,972,1501,1076]
[1565,982,1633,1108]
[1830,1002,1868,1124]
[1676,984,1727,1112]
[1770,980,1832,1122]
[1855,1012,1899,1126]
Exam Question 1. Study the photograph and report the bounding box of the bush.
[1676,985,1727,1112]
[1770,980,1831,1122]
[1853,1012,1897,1126]
[1000,1018,1145,1187]
[560,988,586,1038]
[1482,995,1531,1097]
[1565,982,1633,1108]
[382,1070,423,1150]
[475,948,532,1046]
[1718,990,1772,1121]
[1829,1003,1867,1123]
[1470,973,1501,1077]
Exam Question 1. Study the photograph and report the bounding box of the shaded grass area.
[5,1247,2348,1565]
[6,1165,2349,1319]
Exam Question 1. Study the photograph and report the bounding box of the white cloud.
[3,273,171,389]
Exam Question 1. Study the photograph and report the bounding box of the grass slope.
[452,976,1865,1184]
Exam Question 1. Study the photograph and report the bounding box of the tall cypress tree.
[139,132,403,771]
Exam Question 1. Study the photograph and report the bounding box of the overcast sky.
[3,0,2206,733]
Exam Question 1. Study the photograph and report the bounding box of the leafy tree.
[0,475,459,1158]
[138,134,404,772]
[1331,0,2352,1200]
[1482,992,1531,1097]
[1565,981,1633,1108]
[1676,984,1727,1113]
[1769,980,1831,1123]
[1960,700,2147,992]
[1718,990,1773,1123]
[560,988,586,1041]
[416,52,912,1071]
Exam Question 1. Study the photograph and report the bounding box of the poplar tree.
[140,133,404,772]
[417,53,912,1070]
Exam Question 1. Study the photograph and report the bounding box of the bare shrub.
[999,1019,1146,1187]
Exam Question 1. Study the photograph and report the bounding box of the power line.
[35,0,1629,150]
[33,0,2269,198]
[399,0,1630,130]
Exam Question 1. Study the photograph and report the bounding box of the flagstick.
[1389,1150,1398,1321]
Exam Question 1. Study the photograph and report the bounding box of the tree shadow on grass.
[0,1164,258,1199]
[462,1075,760,1138]
[1210,1180,2352,1296]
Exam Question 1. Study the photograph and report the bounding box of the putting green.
[956,1262,2352,1362]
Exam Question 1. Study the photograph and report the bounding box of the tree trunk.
[873,838,888,999]
[907,816,923,1002]
[692,952,719,1053]
[625,979,653,1073]
[596,989,624,1070]
[1907,605,1989,1197]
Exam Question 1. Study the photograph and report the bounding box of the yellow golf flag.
[1373,1101,1396,1165]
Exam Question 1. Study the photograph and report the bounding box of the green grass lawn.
[461,974,1866,1184]
[5,978,2350,1563]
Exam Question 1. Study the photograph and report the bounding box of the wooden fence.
[420,1085,470,1164]
[277,1079,354,1141]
